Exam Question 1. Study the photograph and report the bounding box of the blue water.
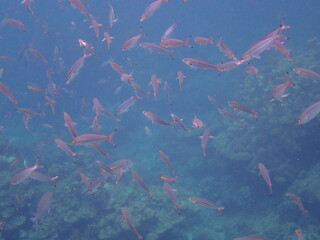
[1,0,320,239]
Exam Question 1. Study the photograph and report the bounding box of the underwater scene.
[1,0,320,239]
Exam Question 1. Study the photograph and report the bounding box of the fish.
[272,72,294,101]
[245,65,259,75]
[66,53,92,84]
[21,0,34,15]
[45,95,55,115]
[0,82,18,106]
[54,137,77,160]
[216,37,237,60]
[102,32,114,50]
[296,101,320,125]
[107,60,126,75]
[92,97,103,118]
[149,74,162,100]
[233,235,265,240]
[200,128,214,157]
[160,176,178,182]
[16,108,42,117]
[214,60,239,72]
[144,126,152,136]
[108,0,118,28]
[194,36,214,45]
[160,37,192,48]
[237,35,284,65]
[140,0,169,22]
[189,197,224,215]
[176,71,186,91]
[31,192,53,231]
[182,58,218,70]
[69,0,93,18]
[285,192,308,215]
[161,23,177,41]
[64,112,78,138]
[115,96,142,115]
[218,108,245,123]
[89,18,102,38]
[208,96,224,110]
[159,150,175,176]
[122,33,146,51]
[163,81,171,104]
[142,111,172,126]
[192,115,205,128]
[293,68,320,79]
[121,208,143,240]
[228,101,258,118]
[140,42,175,58]
[272,40,291,61]
[258,163,272,196]
[29,48,48,65]
[4,18,25,31]
[164,182,181,214]
[70,131,117,147]
[10,158,43,184]
[132,170,152,198]
[171,113,190,132]
[30,171,59,183]
[295,229,303,240]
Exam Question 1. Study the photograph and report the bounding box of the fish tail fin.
[106,129,117,147]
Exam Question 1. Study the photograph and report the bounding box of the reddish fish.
[89,18,102,38]
[285,192,308,215]
[164,182,181,214]
[31,192,53,231]
[70,131,117,147]
[132,170,152,198]
[121,208,143,240]
[192,115,205,128]
[159,150,175,176]
[102,32,114,50]
[245,65,259,76]
[160,176,178,182]
[30,171,58,183]
[70,0,93,18]
[45,95,55,115]
[272,72,294,101]
[295,229,303,240]
[0,82,18,106]
[194,36,214,45]
[189,197,224,215]
[200,128,213,157]
[140,42,175,58]
[160,37,192,48]
[258,163,272,196]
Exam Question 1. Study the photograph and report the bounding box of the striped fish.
[293,68,320,79]
[10,158,43,184]
[140,0,169,22]
[258,162,272,196]
[70,131,117,147]
[182,58,218,70]
[296,101,320,125]
[66,53,92,84]
[115,96,141,115]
